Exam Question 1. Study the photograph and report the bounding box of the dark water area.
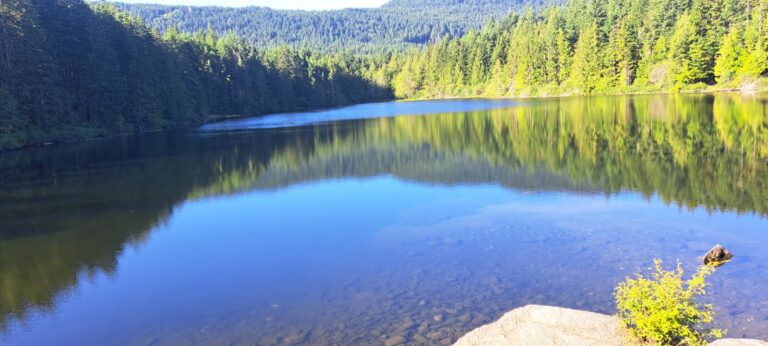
[0,94,766,345]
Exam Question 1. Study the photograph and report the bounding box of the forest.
[377,0,768,98]
[0,0,390,150]
[113,0,558,53]
[2,0,768,149]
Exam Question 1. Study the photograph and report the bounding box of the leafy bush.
[615,259,725,346]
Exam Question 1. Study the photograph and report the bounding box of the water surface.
[1,94,767,345]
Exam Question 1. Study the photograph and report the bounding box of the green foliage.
[570,23,600,94]
[0,87,21,132]
[113,0,561,54]
[4,0,768,149]
[715,27,745,83]
[615,260,725,346]
[0,87,24,149]
[0,0,391,150]
[376,0,768,99]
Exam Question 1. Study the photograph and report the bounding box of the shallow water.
[1,94,767,345]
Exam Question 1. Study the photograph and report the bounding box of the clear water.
[1,94,767,345]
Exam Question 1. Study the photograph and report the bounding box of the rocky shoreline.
[453,305,768,346]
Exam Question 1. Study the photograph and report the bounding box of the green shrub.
[615,259,725,346]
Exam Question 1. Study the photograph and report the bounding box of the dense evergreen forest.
[376,0,768,98]
[112,0,559,53]
[3,0,768,150]
[0,0,390,150]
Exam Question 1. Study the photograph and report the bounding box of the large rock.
[453,305,630,346]
[453,305,767,346]
[710,340,768,346]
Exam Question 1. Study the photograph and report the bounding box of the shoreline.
[401,84,768,103]
[3,87,766,153]
[0,99,388,153]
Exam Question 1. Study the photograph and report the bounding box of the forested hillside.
[376,0,768,98]
[112,0,560,53]
[3,0,768,150]
[0,0,390,150]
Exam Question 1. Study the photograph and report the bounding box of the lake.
[1,94,767,345]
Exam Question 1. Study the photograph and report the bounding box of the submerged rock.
[384,335,405,346]
[703,244,734,266]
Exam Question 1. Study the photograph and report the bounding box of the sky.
[113,0,390,10]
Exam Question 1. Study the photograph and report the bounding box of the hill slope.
[377,0,768,98]
[111,0,562,53]
[0,0,389,150]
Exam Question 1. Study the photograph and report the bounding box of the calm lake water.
[1,94,767,345]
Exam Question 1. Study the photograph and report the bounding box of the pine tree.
[668,13,699,84]
[555,29,571,84]
[715,27,744,83]
[570,23,600,94]
[470,46,487,86]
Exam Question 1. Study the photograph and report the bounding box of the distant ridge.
[111,0,563,53]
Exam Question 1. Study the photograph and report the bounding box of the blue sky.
[115,0,389,10]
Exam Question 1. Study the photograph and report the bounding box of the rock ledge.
[453,305,767,346]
